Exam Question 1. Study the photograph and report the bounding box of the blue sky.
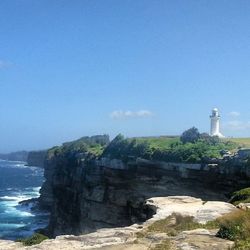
[0,1,250,152]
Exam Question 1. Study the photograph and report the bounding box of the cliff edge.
[36,135,250,237]
[0,196,236,249]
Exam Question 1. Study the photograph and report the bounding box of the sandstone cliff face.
[39,151,250,237]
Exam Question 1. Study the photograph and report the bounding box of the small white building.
[210,108,224,137]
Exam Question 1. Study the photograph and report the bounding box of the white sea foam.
[4,205,35,217]
[17,210,35,217]
[0,222,26,229]
[0,195,30,202]
[0,160,45,239]
[13,164,28,169]
[24,186,40,193]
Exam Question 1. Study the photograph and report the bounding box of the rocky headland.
[0,151,28,162]
[2,133,250,249]
[0,150,47,168]
[38,136,250,237]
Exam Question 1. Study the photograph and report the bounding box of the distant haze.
[0,1,250,152]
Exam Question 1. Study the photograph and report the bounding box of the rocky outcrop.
[39,135,110,210]
[39,152,250,237]
[35,134,250,246]
[174,229,234,250]
[26,150,47,168]
[236,203,250,210]
[0,196,236,250]
[0,229,234,250]
[144,196,236,224]
[0,150,47,166]
[38,154,59,209]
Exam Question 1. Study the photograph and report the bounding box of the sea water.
[0,160,49,240]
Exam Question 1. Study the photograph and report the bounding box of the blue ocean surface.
[0,160,49,240]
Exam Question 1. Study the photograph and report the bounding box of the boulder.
[236,202,250,211]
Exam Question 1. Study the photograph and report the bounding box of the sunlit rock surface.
[39,156,248,237]
[0,196,236,250]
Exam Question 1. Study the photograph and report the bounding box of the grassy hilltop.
[135,136,250,150]
[225,138,250,148]
[102,128,240,163]
[46,130,250,164]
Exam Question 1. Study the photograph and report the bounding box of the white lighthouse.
[210,108,224,137]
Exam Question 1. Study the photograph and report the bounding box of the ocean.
[0,160,49,240]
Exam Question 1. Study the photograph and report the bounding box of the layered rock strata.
[39,154,249,237]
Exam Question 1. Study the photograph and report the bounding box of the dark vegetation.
[230,188,250,205]
[102,128,238,163]
[47,135,110,159]
[44,127,240,165]
[217,210,250,249]
[16,233,48,246]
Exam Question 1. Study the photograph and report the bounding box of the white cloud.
[228,111,240,117]
[224,120,250,131]
[110,110,153,119]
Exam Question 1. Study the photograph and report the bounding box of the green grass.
[138,211,250,250]
[137,213,218,239]
[16,233,49,246]
[233,239,250,250]
[88,144,105,156]
[103,134,242,163]
[135,136,248,153]
[147,213,218,236]
[48,136,108,159]
[216,210,250,250]
[129,137,250,152]
[133,136,180,151]
[225,138,250,148]
[136,213,219,250]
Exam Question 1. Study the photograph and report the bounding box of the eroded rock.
[176,229,234,250]
[0,196,236,250]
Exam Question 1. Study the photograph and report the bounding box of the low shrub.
[230,188,250,205]
[102,133,238,163]
[144,213,218,236]
[233,239,250,250]
[137,211,250,249]
[216,210,250,249]
[217,210,250,238]
[16,233,49,246]
[137,213,219,250]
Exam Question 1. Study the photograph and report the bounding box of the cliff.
[26,150,47,168]
[0,151,28,162]
[38,136,250,237]
[39,135,110,210]
[0,150,47,167]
